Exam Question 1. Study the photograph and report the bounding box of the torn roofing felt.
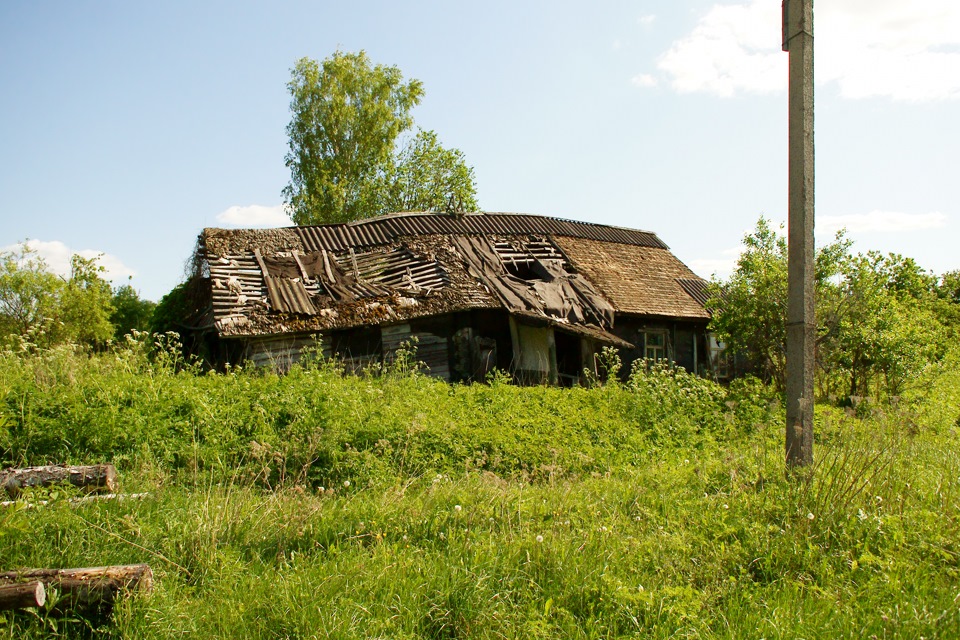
[196,212,710,342]
[450,235,614,328]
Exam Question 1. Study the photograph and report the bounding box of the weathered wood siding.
[382,323,451,381]
[244,334,329,370]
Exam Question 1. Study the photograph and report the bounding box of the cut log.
[0,564,152,611]
[1,464,118,498]
[0,581,46,610]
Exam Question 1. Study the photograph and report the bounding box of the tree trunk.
[0,581,46,610]
[0,564,152,611]
[1,464,118,498]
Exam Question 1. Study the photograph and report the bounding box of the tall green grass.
[1,340,959,638]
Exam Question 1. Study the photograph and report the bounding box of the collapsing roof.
[188,212,710,358]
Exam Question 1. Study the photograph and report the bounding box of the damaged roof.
[193,212,710,339]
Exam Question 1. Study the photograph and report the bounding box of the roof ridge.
[295,211,660,237]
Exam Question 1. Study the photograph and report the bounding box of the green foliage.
[110,282,156,341]
[2,345,960,637]
[0,245,115,350]
[708,217,788,384]
[3,344,960,637]
[822,251,947,398]
[283,51,478,225]
[0,244,63,343]
[711,218,952,402]
[939,270,960,305]
[59,254,115,349]
[150,282,193,337]
[387,129,479,214]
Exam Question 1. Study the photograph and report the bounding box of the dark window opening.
[555,330,582,387]
[330,326,382,365]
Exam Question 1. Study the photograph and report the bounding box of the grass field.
[2,341,959,638]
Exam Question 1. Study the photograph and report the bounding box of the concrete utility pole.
[782,0,815,467]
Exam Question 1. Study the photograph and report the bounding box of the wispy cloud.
[2,239,136,282]
[818,210,948,234]
[630,73,658,88]
[692,210,949,279]
[216,204,293,228]
[638,14,656,27]
[651,0,960,101]
[689,245,745,280]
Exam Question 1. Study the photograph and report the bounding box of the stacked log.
[1,466,153,617]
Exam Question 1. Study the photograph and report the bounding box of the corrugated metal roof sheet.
[677,277,712,308]
[291,212,669,252]
[264,276,316,315]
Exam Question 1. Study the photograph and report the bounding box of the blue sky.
[2,0,958,301]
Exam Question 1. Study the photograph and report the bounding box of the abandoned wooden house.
[178,212,715,384]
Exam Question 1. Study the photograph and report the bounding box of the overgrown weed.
[1,344,959,637]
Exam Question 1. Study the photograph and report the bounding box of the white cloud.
[818,210,948,234]
[1,239,136,282]
[657,1,784,97]
[630,73,658,88]
[689,245,745,279]
[653,0,960,101]
[638,14,656,27]
[216,204,293,228]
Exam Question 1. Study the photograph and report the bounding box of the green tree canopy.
[0,245,115,350]
[709,218,953,400]
[707,218,849,389]
[0,244,63,342]
[283,51,478,225]
[110,281,156,341]
[938,270,960,305]
[826,251,945,398]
